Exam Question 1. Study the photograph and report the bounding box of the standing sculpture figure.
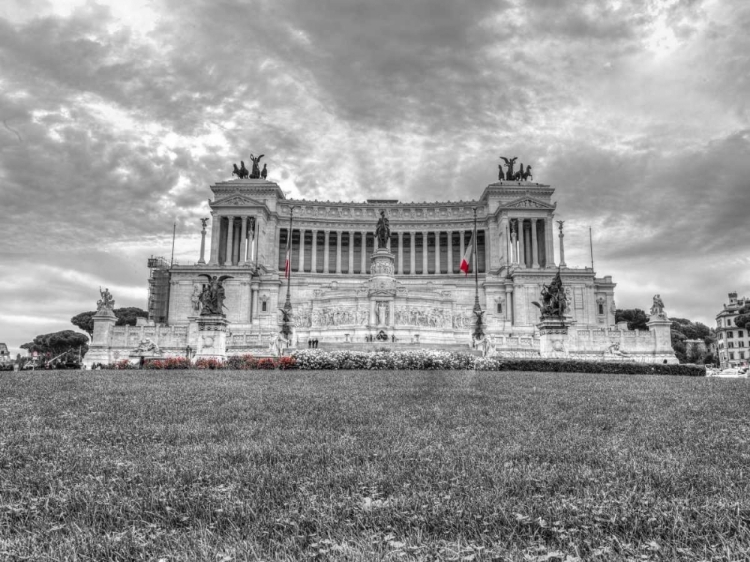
[197,274,233,316]
[249,154,264,179]
[498,164,505,181]
[375,210,390,249]
[261,163,268,179]
[97,287,115,311]
[532,268,567,318]
[650,294,667,318]
[500,156,518,179]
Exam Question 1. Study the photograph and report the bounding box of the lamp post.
[472,207,484,340]
[281,206,299,341]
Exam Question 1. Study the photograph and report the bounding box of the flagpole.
[472,207,481,315]
[283,206,295,315]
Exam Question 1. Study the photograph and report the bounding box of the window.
[496,303,503,314]
[728,331,734,338]
[740,351,746,359]
[598,303,604,315]
[261,302,267,312]
[739,330,744,338]
[739,342,745,348]
[728,342,734,348]
[729,352,735,360]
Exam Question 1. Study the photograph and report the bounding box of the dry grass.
[1,370,748,561]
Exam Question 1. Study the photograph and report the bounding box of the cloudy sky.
[1,0,748,355]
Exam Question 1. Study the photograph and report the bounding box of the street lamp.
[281,205,300,341]
[472,207,484,340]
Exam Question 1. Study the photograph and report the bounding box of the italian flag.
[284,234,291,278]
[459,242,472,275]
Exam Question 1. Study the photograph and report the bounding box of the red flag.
[460,242,472,275]
[284,233,291,278]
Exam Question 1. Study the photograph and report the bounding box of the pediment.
[211,194,266,208]
[502,196,554,210]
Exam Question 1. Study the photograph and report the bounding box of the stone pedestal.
[84,307,117,368]
[647,315,678,364]
[369,248,396,329]
[537,317,570,359]
[195,315,229,362]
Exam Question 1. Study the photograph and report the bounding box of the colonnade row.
[506,217,553,269]
[209,216,258,266]
[277,229,488,275]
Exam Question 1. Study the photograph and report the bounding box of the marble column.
[558,222,566,267]
[434,231,441,274]
[531,218,539,268]
[370,300,376,325]
[253,217,259,267]
[410,232,416,274]
[360,231,367,274]
[517,219,526,268]
[323,230,330,273]
[389,301,395,327]
[505,286,514,323]
[460,230,465,265]
[209,215,220,265]
[298,228,305,273]
[239,217,248,264]
[226,216,235,266]
[545,217,555,268]
[484,229,490,273]
[335,231,342,274]
[447,231,453,274]
[311,229,318,273]
[422,231,429,275]
[348,231,354,274]
[397,232,404,274]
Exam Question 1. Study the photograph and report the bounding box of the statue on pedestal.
[232,161,249,179]
[197,275,233,316]
[500,156,518,180]
[375,210,390,249]
[97,287,115,311]
[650,294,668,319]
[532,269,568,318]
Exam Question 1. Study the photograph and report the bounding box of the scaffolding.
[147,256,171,324]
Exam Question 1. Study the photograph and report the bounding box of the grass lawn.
[1,370,748,561]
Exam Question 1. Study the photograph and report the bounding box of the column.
[505,286,514,323]
[298,228,305,273]
[209,215,221,264]
[348,231,355,274]
[447,230,454,274]
[360,231,367,274]
[545,217,555,268]
[517,219,525,268]
[226,216,235,266]
[397,232,404,274]
[410,231,416,274]
[239,216,248,264]
[460,230,465,266]
[311,229,318,273]
[531,218,539,268]
[370,300,376,325]
[434,231,440,274]
[484,229,491,273]
[558,222,566,267]
[389,301,395,327]
[323,230,330,273]
[335,230,342,274]
[253,217,260,267]
[422,231,429,275]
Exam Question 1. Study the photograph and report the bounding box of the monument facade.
[84,163,677,365]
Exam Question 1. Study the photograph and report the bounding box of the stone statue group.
[498,156,533,181]
[232,154,267,180]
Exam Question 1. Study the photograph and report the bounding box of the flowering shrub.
[257,358,276,370]
[105,359,137,370]
[226,354,259,370]
[144,357,191,370]
[292,349,476,370]
[194,357,224,370]
[277,356,297,370]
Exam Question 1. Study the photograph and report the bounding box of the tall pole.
[472,207,480,314]
[283,207,295,314]
[170,222,176,267]
[589,226,594,271]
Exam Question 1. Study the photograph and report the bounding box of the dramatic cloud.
[1,0,748,354]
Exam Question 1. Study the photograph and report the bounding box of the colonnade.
[209,215,259,266]
[505,217,554,269]
[277,229,488,275]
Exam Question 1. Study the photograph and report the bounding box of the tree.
[615,309,649,331]
[670,317,715,364]
[21,330,89,360]
[71,307,149,336]
[734,305,750,331]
